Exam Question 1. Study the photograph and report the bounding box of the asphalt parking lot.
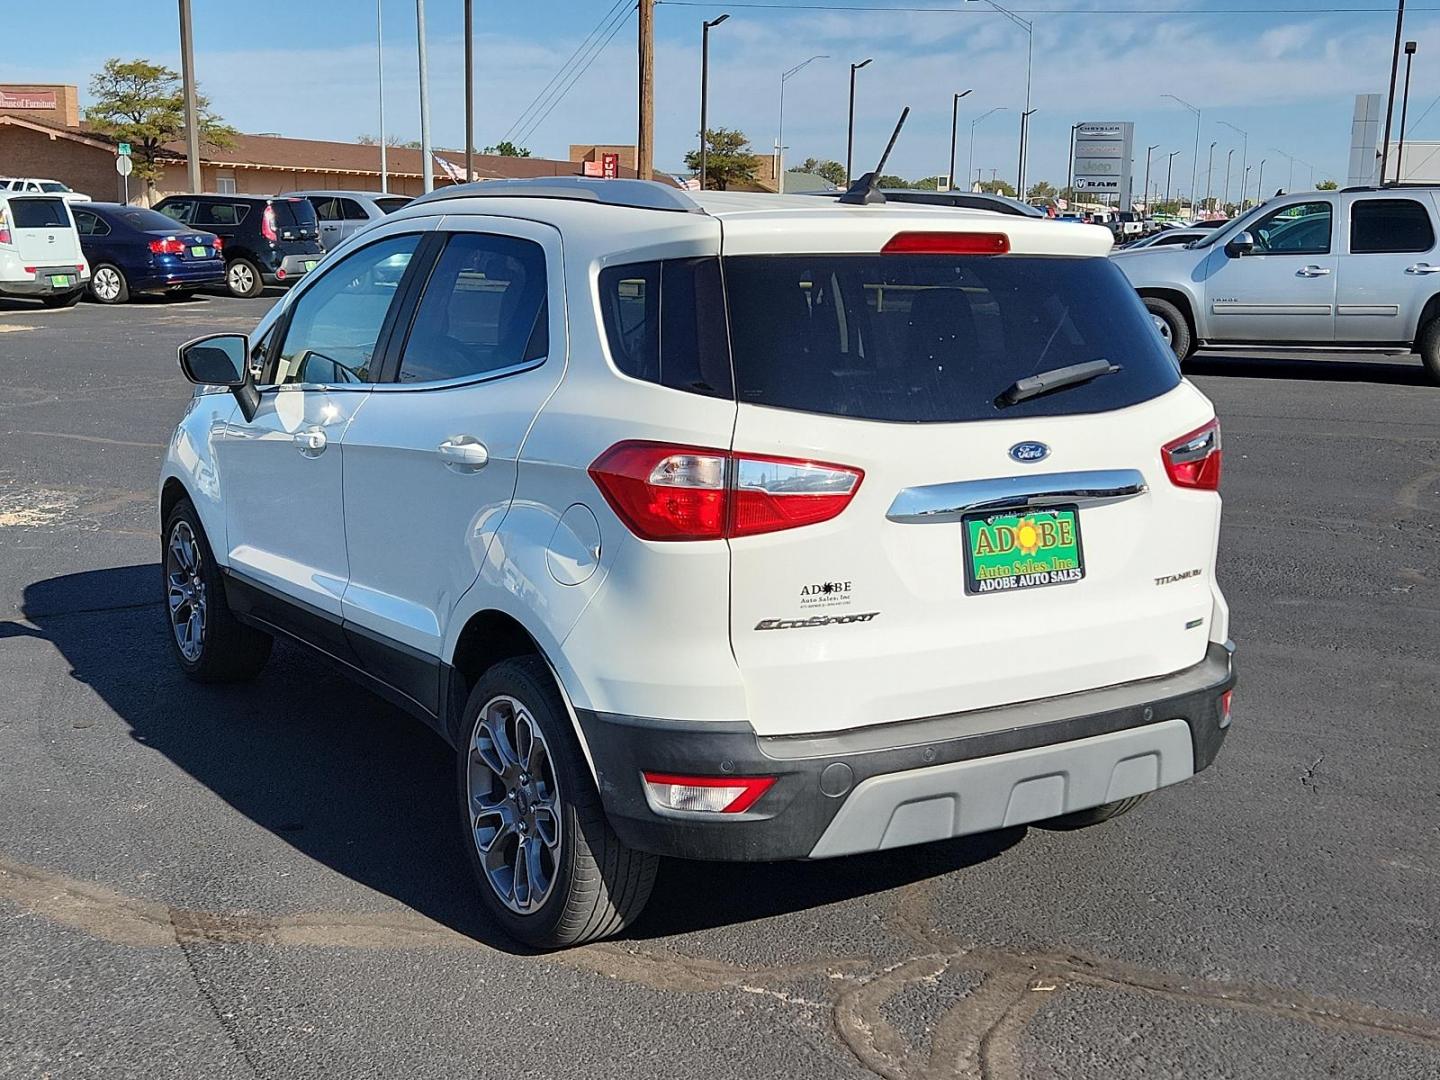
[1,293,1437,1080]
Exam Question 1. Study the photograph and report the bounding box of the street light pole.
[1165,149,1180,206]
[698,13,730,190]
[1219,120,1248,209]
[416,0,432,193]
[1204,140,1216,212]
[1256,158,1267,205]
[464,0,474,182]
[1163,93,1201,215]
[1223,148,1235,211]
[1380,0,1407,184]
[967,0,1033,196]
[1269,147,1297,192]
[948,89,973,192]
[1067,122,1082,196]
[1143,144,1158,213]
[1018,110,1037,198]
[969,107,1007,194]
[1398,40,1418,182]
[845,57,873,185]
[1243,165,1252,208]
[777,54,826,195]
[376,0,388,193]
[178,0,201,194]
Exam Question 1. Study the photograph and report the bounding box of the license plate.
[963,505,1085,595]
[191,245,207,258]
[303,260,317,272]
[48,275,70,288]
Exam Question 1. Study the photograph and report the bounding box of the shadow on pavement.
[10,564,1020,950]
[1187,352,1432,386]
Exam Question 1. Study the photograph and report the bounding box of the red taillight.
[262,205,278,242]
[882,231,1010,255]
[641,772,776,814]
[1162,419,1222,491]
[149,237,186,255]
[212,236,223,252]
[589,441,863,541]
[0,228,11,245]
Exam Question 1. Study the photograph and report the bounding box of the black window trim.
[1347,196,1437,256]
[372,228,557,392]
[260,229,440,392]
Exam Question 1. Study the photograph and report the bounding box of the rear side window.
[340,199,369,221]
[9,198,70,228]
[310,197,342,222]
[1351,199,1435,254]
[157,200,195,224]
[397,232,549,383]
[597,259,732,399]
[120,208,192,231]
[723,254,1180,423]
[376,197,410,215]
[195,202,247,227]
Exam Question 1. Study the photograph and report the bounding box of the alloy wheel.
[228,262,255,295]
[165,520,206,662]
[93,267,122,302]
[466,695,562,915]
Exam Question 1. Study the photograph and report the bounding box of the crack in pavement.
[3,855,1438,1079]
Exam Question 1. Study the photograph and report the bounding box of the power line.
[657,1,1440,14]
[514,2,635,147]
[503,0,631,145]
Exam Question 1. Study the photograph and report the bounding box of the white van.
[0,194,89,307]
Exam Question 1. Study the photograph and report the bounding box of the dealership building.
[0,83,643,202]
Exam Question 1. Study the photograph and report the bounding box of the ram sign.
[1072,122,1135,210]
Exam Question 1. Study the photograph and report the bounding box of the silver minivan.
[291,190,412,249]
[1113,186,1440,382]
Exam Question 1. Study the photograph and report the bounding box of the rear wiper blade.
[995,359,1120,407]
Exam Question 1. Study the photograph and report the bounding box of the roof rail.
[408,176,705,214]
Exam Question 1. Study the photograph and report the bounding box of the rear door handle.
[1296,265,1332,277]
[293,428,327,456]
[437,437,489,472]
[1405,262,1440,274]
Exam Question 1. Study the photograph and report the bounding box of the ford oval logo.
[1009,441,1050,463]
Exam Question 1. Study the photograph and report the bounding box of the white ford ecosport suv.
[161,178,1236,948]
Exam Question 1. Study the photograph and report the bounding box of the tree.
[356,133,412,148]
[1026,179,1057,201]
[683,128,759,190]
[795,157,846,187]
[911,176,946,191]
[1316,179,1338,190]
[84,58,235,190]
[875,174,910,189]
[976,179,1017,198]
[482,141,532,157]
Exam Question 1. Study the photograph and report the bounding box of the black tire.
[40,290,82,309]
[1418,317,1440,384]
[1143,297,1193,364]
[1038,793,1150,832]
[456,656,658,948]
[226,257,264,299]
[162,498,272,682]
[88,264,130,305]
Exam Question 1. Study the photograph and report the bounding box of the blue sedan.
[72,203,226,304]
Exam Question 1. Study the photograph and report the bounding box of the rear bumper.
[577,641,1236,862]
[134,259,226,291]
[0,266,87,296]
[263,251,323,285]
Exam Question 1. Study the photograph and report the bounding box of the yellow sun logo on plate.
[1015,517,1041,556]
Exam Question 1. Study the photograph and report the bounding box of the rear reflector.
[882,231,1010,255]
[641,772,776,814]
[1161,419,1222,491]
[1220,690,1234,728]
[589,441,863,541]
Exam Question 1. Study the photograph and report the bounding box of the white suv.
[161,178,1236,948]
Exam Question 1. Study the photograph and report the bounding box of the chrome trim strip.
[1336,304,1399,317]
[1211,303,1333,316]
[886,468,1149,523]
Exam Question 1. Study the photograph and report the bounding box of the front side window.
[271,233,420,385]
[1250,201,1332,255]
[597,258,732,398]
[1350,199,1435,254]
[397,232,549,383]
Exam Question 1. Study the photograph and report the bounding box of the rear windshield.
[120,208,193,232]
[39,181,70,193]
[375,197,411,215]
[273,199,317,226]
[722,254,1180,422]
[8,198,71,228]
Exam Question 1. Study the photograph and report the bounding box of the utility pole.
[1143,144,1158,213]
[178,0,202,193]
[777,55,826,195]
[699,13,729,190]
[377,0,388,192]
[1398,40,1418,182]
[417,0,432,193]
[638,0,655,180]
[464,0,474,182]
[948,90,973,193]
[1380,0,1407,184]
[846,58,873,185]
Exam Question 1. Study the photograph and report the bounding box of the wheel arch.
[1136,286,1199,342]
[1413,291,1440,345]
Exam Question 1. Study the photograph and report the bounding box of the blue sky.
[9,1,1440,195]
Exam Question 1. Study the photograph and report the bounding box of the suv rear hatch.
[4,196,83,272]
[269,198,322,249]
[720,220,1223,736]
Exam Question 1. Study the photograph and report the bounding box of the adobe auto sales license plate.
[49,275,70,288]
[190,245,207,258]
[963,505,1085,595]
[304,260,318,271]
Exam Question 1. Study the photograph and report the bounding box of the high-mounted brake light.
[641,772,776,814]
[1162,419,1222,491]
[882,231,1010,255]
[261,204,278,243]
[589,441,863,541]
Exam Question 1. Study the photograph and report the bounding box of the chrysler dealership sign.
[1072,121,1135,209]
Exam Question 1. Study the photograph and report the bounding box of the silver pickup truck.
[1113,186,1440,382]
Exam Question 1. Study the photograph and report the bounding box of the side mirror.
[178,333,260,421]
[1225,231,1256,258]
